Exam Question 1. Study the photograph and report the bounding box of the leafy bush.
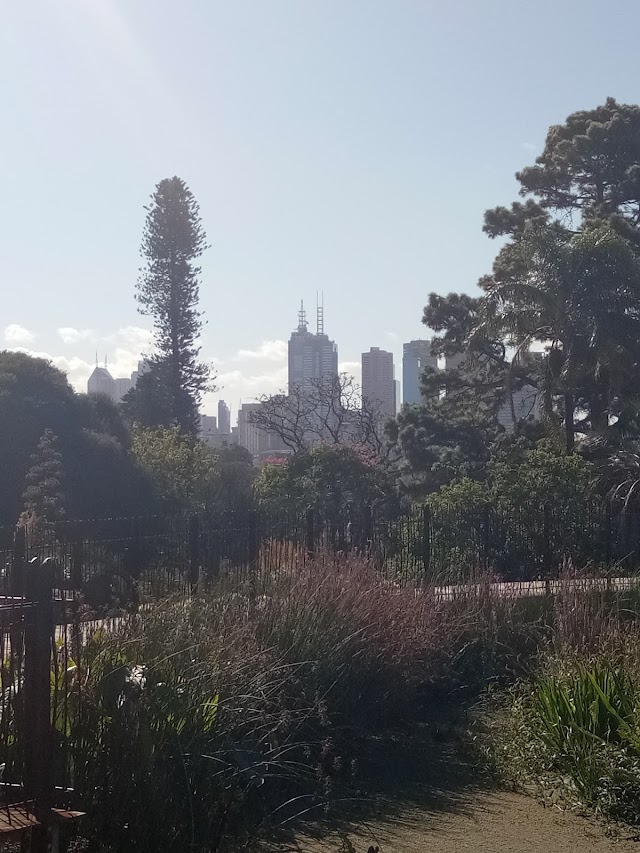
[496,662,640,822]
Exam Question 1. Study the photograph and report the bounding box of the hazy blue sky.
[3,0,640,418]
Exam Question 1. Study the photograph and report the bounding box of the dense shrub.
[488,572,640,824]
[69,555,543,851]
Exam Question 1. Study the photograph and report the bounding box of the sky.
[3,0,640,422]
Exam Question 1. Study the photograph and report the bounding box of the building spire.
[316,290,324,335]
[298,299,307,332]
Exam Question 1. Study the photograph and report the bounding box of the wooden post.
[24,557,54,853]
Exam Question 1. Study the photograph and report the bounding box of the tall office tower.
[218,399,231,434]
[402,340,438,405]
[361,347,395,419]
[87,364,117,401]
[288,301,338,393]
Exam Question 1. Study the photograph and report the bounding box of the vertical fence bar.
[543,502,552,576]
[305,508,315,560]
[189,514,201,590]
[363,506,373,560]
[422,504,431,582]
[605,500,612,566]
[482,504,491,573]
[11,526,26,598]
[24,557,54,853]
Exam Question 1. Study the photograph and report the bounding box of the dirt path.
[288,790,639,852]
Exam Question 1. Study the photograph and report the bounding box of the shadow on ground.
[264,703,487,852]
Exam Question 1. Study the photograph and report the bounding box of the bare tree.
[248,374,389,458]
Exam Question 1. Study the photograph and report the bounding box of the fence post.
[543,502,552,576]
[362,506,373,559]
[248,509,260,571]
[24,556,54,853]
[189,514,201,590]
[70,536,83,656]
[422,504,431,581]
[305,508,315,560]
[482,504,491,572]
[604,500,613,565]
[11,525,26,598]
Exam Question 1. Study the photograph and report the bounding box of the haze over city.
[5,1,640,420]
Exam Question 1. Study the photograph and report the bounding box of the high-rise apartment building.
[200,414,217,436]
[218,399,231,435]
[288,302,338,393]
[362,347,395,419]
[402,340,438,406]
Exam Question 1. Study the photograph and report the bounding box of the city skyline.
[5,2,635,427]
[81,300,422,426]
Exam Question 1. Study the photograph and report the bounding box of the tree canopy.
[127,177,213,434]
[0,351,153,529]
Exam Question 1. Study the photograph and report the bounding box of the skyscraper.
[362,347,395,419]
[87,360,145,404]
[87,365,117,400]
[218,399,231,435]
[288,301,338,393]
[402,340,438,406]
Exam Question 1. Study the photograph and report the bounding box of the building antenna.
[298,299,307,331]
[317,290,324,335]
[95,351,98,367]
[105,353,108,369]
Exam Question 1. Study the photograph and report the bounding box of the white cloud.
[233,340,287,363]
[522,142,538,154]
[8,347,94,391]
[4,324,154,393]
[203,364,288,414]
[4,324,36,346]
[384,330,399,342]
[58,327,94,344]
[106,326,154,352]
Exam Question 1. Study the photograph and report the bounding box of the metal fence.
[0,498,638,609]
[0,559,83,850]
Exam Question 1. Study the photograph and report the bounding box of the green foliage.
[255,444,395,517]
[423,441,599,580]
[21,428,66,526]
[491,98,640,232]
[132,176,213,435]
[406,100,640,489]
[488,439,597,510]
[131,427,220,513]
[390,406,491,497]
[65,555,548,850]
[121,363,176,430]
[499,663,640,822]
[211,443,256,512]
[0,351,152,528]
[479,223,640,450]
